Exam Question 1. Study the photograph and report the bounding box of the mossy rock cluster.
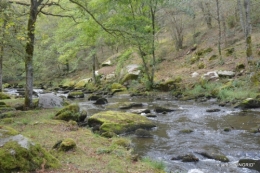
[0,92,11,100]
[54,104,82,122]
[237,98,260,109]
[111,83,127,93]
[59,80,76,89]
[88,111,156,134]
[0,126,60,173]
[74,78,92,89]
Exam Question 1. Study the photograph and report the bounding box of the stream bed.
[78,93,260,173]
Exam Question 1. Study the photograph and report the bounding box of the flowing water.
[78,93,260,173]
[5,89,260,172]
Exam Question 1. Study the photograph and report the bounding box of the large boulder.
[196,151,229,162]
[201,71,219,81]
[120,64,141,83]
[88,111,156,134]
[0,126,60,172]
[236,98,260,109]
[74,78,92,89]
[38,93,64,109]
[217,70,235,78]
[54,104,83,122]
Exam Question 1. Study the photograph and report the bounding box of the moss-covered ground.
[0,99,165,173]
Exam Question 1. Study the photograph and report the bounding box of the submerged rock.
[154,106,175,113]
[94,98,108,105]
[196,151,229,162]
[67,91,84,99]
[0,126,60,172]
[88,111,156,134]
[135,128,153,138]
[171,154,199,162]
[206,108,221,113]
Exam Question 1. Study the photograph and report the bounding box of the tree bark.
[216,0,223,62]
[237,0,245,33]
[24,0,38,109]
[244,0,252,63]
[0,20,7,92]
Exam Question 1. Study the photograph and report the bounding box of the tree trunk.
[205,2,212,29]
[244,0,252,63]
[92,52,96,84]
[216,0,223,63]
[24,0,38,109]
[237,0,245,33]
[0,20,6,92]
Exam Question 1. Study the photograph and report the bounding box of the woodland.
[1,0,260,173]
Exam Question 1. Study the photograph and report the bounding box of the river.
[5,89,260,172]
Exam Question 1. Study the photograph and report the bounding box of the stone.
[54,104,80,122]
[74,78,92,89]
[94,98,108,105]
[128,109,150,114]
[67,91,84,99]
[135,129,153,138]
[154,106,175,113]
[217,70,235,78]
[196,151,229,162]
[38,93,64,109]
[192,72,199,78]
[0,126,59,172]
[120,64,141,83]
[206,108,221,113]
[201,71,219,81]
[101,60,112,67]
[88,111,156,134]
[180,129,193,134]
[171,154,199,162]
[88,94,102,101]
[53,138,76,152]
[236,98,260,109]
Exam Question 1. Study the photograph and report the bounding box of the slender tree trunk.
[0,20,6,92]
[216,0,223,63]
[205,2,212,29]
[244,0,252,63]
[237,0,245,33]
[65,59,69,74]
[92,52,96,84]
[150,1,156,88]
[24,0,38,109]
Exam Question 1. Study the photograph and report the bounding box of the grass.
[0,99,165,173]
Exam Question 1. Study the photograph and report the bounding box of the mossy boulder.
[111,83,127,93]
[67,91,84,99]
[59,80,75,89]
[53,138,76,152]
[119,64,141,83]
[155,78,182,91]
[74,78,92,89]
[237,98,260,109]
[88,111,156,134]
[196,151,229,162]
[54,104,81,122]
[0,126,60,172]
[0,92,11,100]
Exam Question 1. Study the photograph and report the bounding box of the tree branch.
[40,10,78,23]
[8,0,30,6]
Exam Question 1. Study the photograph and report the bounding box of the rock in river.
[88,111,156,134]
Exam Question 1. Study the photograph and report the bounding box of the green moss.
[111,83,127,91]
[121,73,139,84]
[59,138,76,151]
[1,118,14,124]
[236,63,245,71]
[0,126,19,137]
[209,55,218,61]
[67,91,84,98]
[180,129,193,133]
[225,47,235,56]
[0,141,60,172]
[54,104,80,121]
[190,56,200,64]
[198,63,205,69]
[112,138,131,148]
[88,111,155,134]
[0,92,11,100]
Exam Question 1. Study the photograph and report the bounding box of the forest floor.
[0,99,165,173]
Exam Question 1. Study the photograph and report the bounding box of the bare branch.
[40,10,78,23]
[8,0,30,6]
